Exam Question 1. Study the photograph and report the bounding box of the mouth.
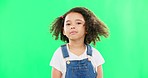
[70,31,77,35]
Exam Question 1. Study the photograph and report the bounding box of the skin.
[52,12,103,78]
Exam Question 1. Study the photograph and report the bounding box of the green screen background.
[0,0,148,78]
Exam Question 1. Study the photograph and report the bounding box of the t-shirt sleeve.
[92,48,105,67]
[50,47,63,72]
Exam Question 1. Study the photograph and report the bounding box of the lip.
[70,31,77,35]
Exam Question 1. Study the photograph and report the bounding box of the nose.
[70,25,75,29]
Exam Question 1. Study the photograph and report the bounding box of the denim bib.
[61,44,97,78]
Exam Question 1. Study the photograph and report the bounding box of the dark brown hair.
[50,7,109,45]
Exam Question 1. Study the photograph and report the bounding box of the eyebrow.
[66,19,85,22]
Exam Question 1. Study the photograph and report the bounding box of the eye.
[76,22,82,25]
[66,23,71,26]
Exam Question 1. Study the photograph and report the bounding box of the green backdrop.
[0,0,148,78]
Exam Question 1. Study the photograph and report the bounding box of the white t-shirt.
[50,44,105,78]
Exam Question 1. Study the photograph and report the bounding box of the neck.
[68,39,85,47]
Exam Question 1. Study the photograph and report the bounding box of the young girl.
[50,7,109,78]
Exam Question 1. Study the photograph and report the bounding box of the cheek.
[80,26,86,32]
[63,27,69,34]
[77,27,86,35]
[63,27,67,32]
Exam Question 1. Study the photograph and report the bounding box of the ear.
[85,31,87,34]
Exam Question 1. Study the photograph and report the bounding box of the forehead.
[65,12,85,22]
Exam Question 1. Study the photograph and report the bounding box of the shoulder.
[52,46,63,58]
[91,46,105,66]
[50,46,65,73]
[91,47,102,56]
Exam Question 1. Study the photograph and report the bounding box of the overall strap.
[86,45,92,56]
[61,44,69,58]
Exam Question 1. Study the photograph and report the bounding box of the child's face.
[63,12,86,42]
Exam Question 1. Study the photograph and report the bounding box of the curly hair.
[50,7,109,45]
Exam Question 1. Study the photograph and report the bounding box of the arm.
[97,65,103,78]
[52,67,62,78]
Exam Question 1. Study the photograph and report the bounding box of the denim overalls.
[61,44,97,78]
